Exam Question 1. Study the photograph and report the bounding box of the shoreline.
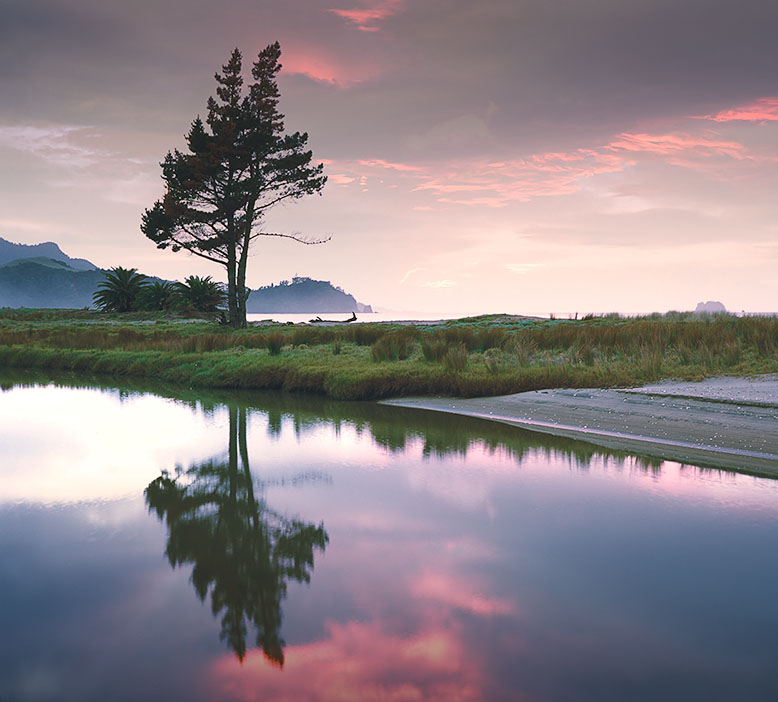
[382,376,778,478]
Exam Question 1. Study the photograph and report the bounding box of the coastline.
[382,375,778,478]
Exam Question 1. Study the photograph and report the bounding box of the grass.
[0,308,777,400]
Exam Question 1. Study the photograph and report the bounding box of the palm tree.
[176,275,225,315]
[92,267,148,312]
[136,280,179,311]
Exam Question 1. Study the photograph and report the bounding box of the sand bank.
[383,375,778,478]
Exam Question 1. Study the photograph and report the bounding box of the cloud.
[358,158,424,172]
[407,114,494,151]
[505,263,543,275]
[423,280,456,288]
[329,173,356,184]
[0,125,105,168]
[400,267,424,283]
[326,109,769,209]
[695,96,778,123]
[606,132,748,160]
[282,47,380,87]
[327,0,406,32]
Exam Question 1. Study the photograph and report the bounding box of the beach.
[383,375,778,477]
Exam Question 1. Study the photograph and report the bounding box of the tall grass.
[2,312,778,400]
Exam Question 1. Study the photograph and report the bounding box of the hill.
[0,238,373,312]
[0,237,97,270]
[0,257,105,308]
[247,277,373,313]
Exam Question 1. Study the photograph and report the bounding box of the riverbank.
[383,375,778,477]
[1,310,778,400]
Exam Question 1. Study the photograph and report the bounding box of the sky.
[1,0,777,315]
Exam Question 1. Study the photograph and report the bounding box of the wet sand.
[383,375,778,478]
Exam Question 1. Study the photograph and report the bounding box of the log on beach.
[309,312,357,323]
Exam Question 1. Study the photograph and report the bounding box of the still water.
[1,373,777,702]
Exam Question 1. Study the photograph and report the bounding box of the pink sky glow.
[1,1,776,315]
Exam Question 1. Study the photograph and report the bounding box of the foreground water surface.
[1,372,777,702]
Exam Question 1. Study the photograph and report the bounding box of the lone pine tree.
[141,42,327,328]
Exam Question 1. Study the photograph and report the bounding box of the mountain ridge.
[0,238,373,313]
[0,237,97,271]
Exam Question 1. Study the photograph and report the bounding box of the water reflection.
[145,404,328,665]
[2,371,778,701]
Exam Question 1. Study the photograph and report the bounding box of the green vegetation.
[92,269,226,317]
[0,310,776,400]
[175,275,226,315]
[92,267,148,312]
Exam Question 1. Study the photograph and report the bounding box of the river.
[1,372,777,701]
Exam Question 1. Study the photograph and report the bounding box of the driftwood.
[309,312,357,324]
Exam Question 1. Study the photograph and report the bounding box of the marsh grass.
[371,332,412,362]
[443,343,469,373]
[264,332,286,356]
[2,310,777,399]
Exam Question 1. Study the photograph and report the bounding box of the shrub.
[175,276,225,315]
[292,326,332,347]
[136,281,179,311]
[483,348,501,374]
[371,333,410,362]
[264,332,285,356]
[420,337,448,362]
[344,325,385,346]
[443,343,469,373]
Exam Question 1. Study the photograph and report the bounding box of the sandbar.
[382,375,778,478]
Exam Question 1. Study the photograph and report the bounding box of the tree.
[92,267,148,312]
[141,43,328,329]
[175,275,225,315]
[136,280,178,311]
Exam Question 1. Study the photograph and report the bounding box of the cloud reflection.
[210,619,486,702]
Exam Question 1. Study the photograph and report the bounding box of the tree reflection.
[145,405,328,666]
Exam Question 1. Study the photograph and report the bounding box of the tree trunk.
[235,223,252,330]
[226,244,240,329]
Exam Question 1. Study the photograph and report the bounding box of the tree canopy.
[141,42,327,328]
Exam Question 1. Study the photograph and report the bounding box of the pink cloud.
[323,114,761,207]
[695,96,778,123]
[281,48,378,87]
[358,158,424,172]
[607,132,747,160]
[330,173,356,185]
[208,619,487,702]
[412,149,626,206]
[328,0,405,32]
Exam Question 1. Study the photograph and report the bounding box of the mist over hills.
[0,256,104,308]
[0,237,373,313]
[0,238,96,271]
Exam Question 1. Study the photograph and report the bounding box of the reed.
[2,310,777,400]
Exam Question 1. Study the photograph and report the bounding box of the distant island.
[247,276,373,314]
[0,237,372,313]
[694,300,727,314]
